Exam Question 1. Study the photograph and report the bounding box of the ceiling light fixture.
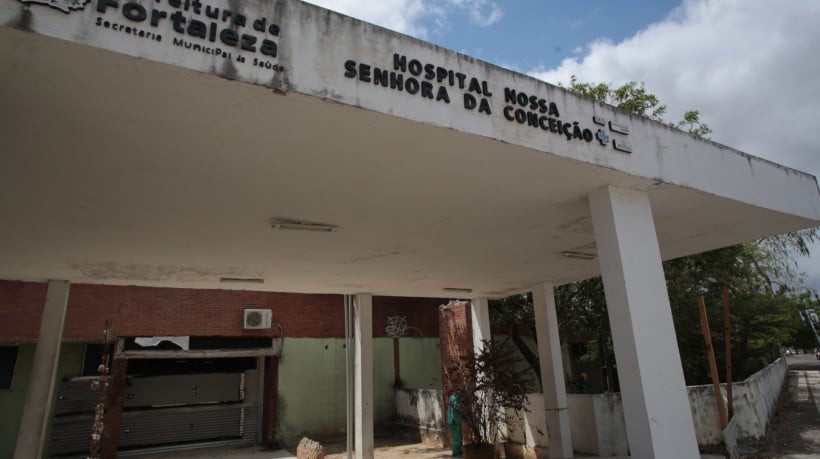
[271,218,337,233]
[561,251,596,261]
[443,287,473,294]
[220,277,265,284]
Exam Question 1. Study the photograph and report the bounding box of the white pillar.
[470,297,491,353]
[532,282,573,459]
[589,185,699,459]
[14,280,70,459]
[353,293,374,459]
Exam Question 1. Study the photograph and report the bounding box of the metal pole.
[344,295,354,459]
[806,311,820,346]
[723,287,733,420]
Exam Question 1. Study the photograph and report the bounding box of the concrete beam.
[14,280,70,459]
[532,282,573,459]
[589,185,699,458]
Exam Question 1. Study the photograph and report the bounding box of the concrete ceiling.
[0,29,816,298]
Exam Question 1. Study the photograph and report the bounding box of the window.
[0,346,19,390]
[81,343,111,377]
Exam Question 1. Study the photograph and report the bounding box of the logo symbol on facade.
[613,139,633,153]
[609,120,630,135]
[19,0,89,14]
[596,129,610,146]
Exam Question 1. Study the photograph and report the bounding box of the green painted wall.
[0,342,86,459]
[3,338,444,452]
[276,337,443,446]
[0,344,35,459]
[398,337,442,389]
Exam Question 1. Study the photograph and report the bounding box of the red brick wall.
[372,296,443,338]
[0,280,443,342]
[438,300,474,447]
[439,301,472,394]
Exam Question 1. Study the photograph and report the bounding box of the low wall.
[505,358,787,455]
[395,388,446,446]
[691,357,788,448]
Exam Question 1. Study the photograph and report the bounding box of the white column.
[14,280,70,459]
[353,293,374,459]
[470,297,490,353]
[589,185,699,459]
[532,282,573,459]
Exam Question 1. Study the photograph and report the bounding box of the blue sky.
[307,0,820,293]
[423,0,682,72]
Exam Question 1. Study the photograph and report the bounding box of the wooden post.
[263,356,279,449]
[393,337,400,386]
[698,295,728,429]
[101,357,128,459]
[723,287,733,420]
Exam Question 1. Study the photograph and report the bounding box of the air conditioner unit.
[243,309,272,330]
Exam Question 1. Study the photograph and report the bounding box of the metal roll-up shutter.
[118,404,249,448]
[124,373,243,408]
[49,370,258,457]
[54,377,98,415]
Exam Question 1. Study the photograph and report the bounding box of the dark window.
[0,346,19,390]
[81,343,111,377]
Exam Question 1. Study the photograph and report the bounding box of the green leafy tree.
[676,110,712,139]
[568,75,667,122]
[494,77,817,388]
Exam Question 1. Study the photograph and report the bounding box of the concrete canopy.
[1,0,818,299]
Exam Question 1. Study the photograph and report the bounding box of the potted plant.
[450,338,533,459]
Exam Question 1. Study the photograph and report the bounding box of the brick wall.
[438,300,473,396]
[0,280,443,342]
[438,300,473,446]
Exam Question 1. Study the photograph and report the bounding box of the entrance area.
[49,338,274,457]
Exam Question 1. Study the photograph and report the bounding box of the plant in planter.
[450,338,533,459]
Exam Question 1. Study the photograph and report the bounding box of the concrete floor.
[128,442,728,459]
[128,358,820,459]
[128,442,453,459]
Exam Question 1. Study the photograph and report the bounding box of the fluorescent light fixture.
[220,277,265,284]
[561,251,596,260]
[443,287,473,294]
[271,218,337,232]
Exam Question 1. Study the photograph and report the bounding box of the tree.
[569,76,667,121]
[494,77,817,388]
[450,339,532,449]
[567,75,708,136]
[676,110,712,139]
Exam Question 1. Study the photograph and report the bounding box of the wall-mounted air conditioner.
[243,309,272,329]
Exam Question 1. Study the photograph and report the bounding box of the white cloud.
[529,0,820,176]
[463,0,503,27]
[529,0,820,290]
[303,0,502,38]
[302,0,432,37]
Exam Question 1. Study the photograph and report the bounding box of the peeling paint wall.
[503,358,786,454]
[690,357,788,446]
[395,388,443,430]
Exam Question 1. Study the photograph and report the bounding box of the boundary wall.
[396,358,789,456]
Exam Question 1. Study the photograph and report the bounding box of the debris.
[297,437,325,459]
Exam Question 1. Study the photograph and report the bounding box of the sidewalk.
[759,356,820,458]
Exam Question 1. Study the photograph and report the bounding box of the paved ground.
[130,439,454,459]
[753,354,820,458]
[131,354,820,459]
